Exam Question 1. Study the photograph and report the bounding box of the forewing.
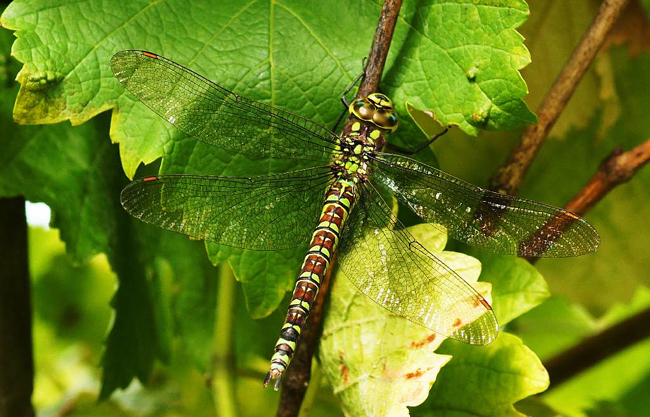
[374,154,600,258]
[337,182,498,345]
[121,167,334,250]
[111,50,339,163]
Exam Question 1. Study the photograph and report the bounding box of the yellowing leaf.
[319,224,490,416]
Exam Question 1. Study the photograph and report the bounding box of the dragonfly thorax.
[332,121,384,182]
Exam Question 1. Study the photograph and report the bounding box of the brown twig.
[490,0,631,196]
[525,139,650,262]
[563,139,650,215]
[544,307,650,389]
[354,0,402,102]
[0,197,35,417]
[275,1,402,414]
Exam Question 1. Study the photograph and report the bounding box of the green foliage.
[0,0,647,416]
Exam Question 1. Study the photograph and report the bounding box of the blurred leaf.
[525,47,650,313]
[320,224,494,417]
[641,0,650,18]
[519,0,621,139]
[511,296,596,361]
[617,371,650,416]
[31,233,113,344]
[585,401,629,417]
[542,287,650,415]
[514,396,562,417]
[59,392,132,417]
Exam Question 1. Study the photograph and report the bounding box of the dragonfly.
[111,50,600,390]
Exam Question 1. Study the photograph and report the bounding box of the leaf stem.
[490,0,631,195]
[211,265,237,417]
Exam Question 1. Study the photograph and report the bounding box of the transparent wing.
[121,167,334,250]
[111,50,339,163]
[373,153,600,258]
[337,181,498,345]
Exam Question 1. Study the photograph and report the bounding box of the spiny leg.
[340,57,368,108]
[332,66,367,133]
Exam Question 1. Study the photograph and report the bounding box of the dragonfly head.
[349,93,399,132]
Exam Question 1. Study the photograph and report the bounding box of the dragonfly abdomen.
[265,178,356,390]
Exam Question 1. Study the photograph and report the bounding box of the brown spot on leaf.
[453,318,462,327]
[410,333,437,349]
[339,351,349,386]
[405,369,424,379]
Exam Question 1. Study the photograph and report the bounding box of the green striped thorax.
[332,93,400,182]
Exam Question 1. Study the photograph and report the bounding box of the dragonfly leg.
[334,60,368,132]
[386,127,449,155]
[340,58,367,108]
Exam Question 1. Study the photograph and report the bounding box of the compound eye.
[350,98,376,121]
[372,109,399,131]
[385,112,399,131]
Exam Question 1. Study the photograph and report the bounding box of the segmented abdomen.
[265,178,356,389]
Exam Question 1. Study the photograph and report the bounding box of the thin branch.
[526,138,650,387]
[563,139,650,215]
[0,197,35,417]
[525,139,650,262]
[544,307,650,389]
[275,1,402,414]
[354,0,403,102]
[490,0,631,196]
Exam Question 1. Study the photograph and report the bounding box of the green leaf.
[1,0,538,321]
[470,252,550,326]
[0,29,172,398]
[541,287,650,415]
[319,224,491,417]
[389,0,537,135]
[415,333,549,417]
[512,296,596,361]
